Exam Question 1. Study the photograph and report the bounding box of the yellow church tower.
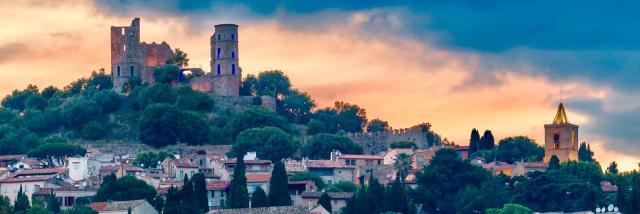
[543,103,579,163]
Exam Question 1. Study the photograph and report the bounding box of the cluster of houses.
[0,141,618,214]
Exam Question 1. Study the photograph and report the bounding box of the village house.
[300,191,352,214]
[289,180,317,206]
[305,160,356,185]
[207,180,229,210]
[382,148,414,165]
[0,168,67,203]
[336,154,383,167]
[32,183,97,209]
[246,173,271,195]
[89,199,158,214]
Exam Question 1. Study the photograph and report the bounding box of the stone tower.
[111,18,143,93]
[210,24,241,96]
[543,103,579,163]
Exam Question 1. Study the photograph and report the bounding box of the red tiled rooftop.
[14,168,66,176]
[89,202,108,211]
[225,159,272,164]
[246,173,271,183]
[305,160,354,169]
[1,175,55,183]
[207,181,230,190]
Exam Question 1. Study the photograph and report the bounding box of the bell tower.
[210,24,241,96]
[543,103,579,163]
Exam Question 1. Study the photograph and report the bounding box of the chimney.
[330,150,341,161]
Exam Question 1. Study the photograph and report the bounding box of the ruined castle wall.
[212,74,241,96]
[211,96,276,113]
[139,42,173,84]
[347,124,430,154]
[190,76,214,93]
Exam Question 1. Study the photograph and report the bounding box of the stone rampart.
[347,123,431,154]
[211,95,276,113]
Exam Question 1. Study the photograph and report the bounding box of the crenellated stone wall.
[211,95,276,113]
[347,123,432,154]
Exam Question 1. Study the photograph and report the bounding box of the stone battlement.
[347,123,433,154]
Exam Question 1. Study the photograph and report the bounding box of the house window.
[554,133,560,144]
[232,51,235,59]
[220,199,225,206]
[338,170,342,174]
[218,34,221,40]
[217,64,221,75]
[117,66,121,77]
[231,64,236,75]
[217,48,221,59]
[130,66,134,77]
[179,170,184,178]
[190,171,195,176]
[220,190,224,197]
[231,33,235,40]
[344,160,349,165]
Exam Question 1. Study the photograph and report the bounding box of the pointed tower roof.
[552,102,569,124]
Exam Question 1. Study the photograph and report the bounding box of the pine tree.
[469,129,480,154]
[14,186,31,213]
[228,156,249,208]
[548,155,560,170]
[46,192,60,214]
[191,173,209,213]
[268,161,291,206]
[317,192,332,213]
[480,130,495,150]
[607,162,619,174]
[250,187,268,208]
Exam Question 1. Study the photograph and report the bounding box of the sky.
[1,0,639,170]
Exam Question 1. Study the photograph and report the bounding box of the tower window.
[232,64,236,75]
[217,34,221,41]
[231,33,235,40]
[117,66,121,77]
[554,133,560,144]
[217,48,221,59]
[217,64,221,75]
[232,51,235,59]
[130,66,134,77]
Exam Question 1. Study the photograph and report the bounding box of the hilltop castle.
[543,102,579,163]
[110,18,275,111]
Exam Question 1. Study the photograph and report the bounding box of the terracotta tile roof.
[33,185,97,195]
[207,181,230,190]
[125,166,143,171]
[208,206,314,214]
[301,191,353,199]
[246,173,271,183]
[14,168,65,176]
[285,161,306,172]
[0,175,55,183]
[337,154,383,160]
[601,181,618,192]
[89,199,148,211]
[305,160,354,169]
[225,159,272,165]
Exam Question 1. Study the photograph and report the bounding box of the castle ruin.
[347,123,439,154]
[110,18,275,111]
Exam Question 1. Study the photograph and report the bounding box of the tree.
[578,142,594,162]
[15,186,31,213]
[468,129,480,154]
[368,178,385,213]
[153,65,180,84]
[268,161,291,206]
[139,104,181,147]
[607,161,619,174]
[41,86,60,99]
[27,143,87,167]
[548,155,560,170]
[289,172,325,190]
[326,182,358,193]
[25,95,47,111]
[333,101,367,133]
[168,48,189,68]
[227,107,290,139]
[318,192,332,213]
[393,153,412,184]
[480,130,495,150]
[0,196,11,214]
[367,119,390,132]
[191,173,209,213]
[137,83,177,108]
[2,85,39,111]
[385,179,409,214]
[91,90,121,113]
[415,149,490,213]
[256,70,291,98]
[60,98,102,130]
[60,205,97,214]
[81,121,106,140]
[301,133,363,159]
[559,160,603,185]
[455,185,485,214]
[180,175,196,213]
[280,90,315,124]
[228,156,249,208]
[251,187,268,208]
[177,111,211,145]
[486,204,533,214]
[163,186,181,214]
[232,127,298,161]
[495,136,544,163]
[175,86,212,112]
[26,206,50,214]
[240,74,258,96]
[86,69,113,91]
[133,151,173,168]
[95,175,157,203]
[307,109,340,135]
[512,171,601,212]
[46,193,60,214]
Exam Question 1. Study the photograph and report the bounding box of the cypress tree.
[46,192,60,214]
[354,187,374,214]
[385,179,408,214]
[578,142,594,162]
[548,155,560,170]
[163,186,180,214]
[14,186,31,213]
[480,130,495,150]
[191,173,209,213]
[250,187,268,208]
[469,129,480,154]
[228,156,249,208]
[367,178,385,213]
[317,192,332,213]
[180,175,198,213]
[268,161,291,206]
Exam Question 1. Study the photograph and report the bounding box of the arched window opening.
[218,34,221,41]
[553,133,560,149]
[217,48,221,59]
[130,66,134,77]
[231,33,235,40]
[232,51,235,59]
[217,64,221,75]
[232,64,236,75]
[117,66,121,77]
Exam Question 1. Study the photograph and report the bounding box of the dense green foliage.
[251,187,269,208]
[578,142,594,162]
[95,174,158,203]
[227,157,249,208]
[268,161,291,206]
[153,65,181,84]
[81,121,106,140]
[301,133,363,159]
[326,182,358,193]
[366,119,390,132]
[60,205,97,214]
[485,204,533,214]
[133,151,173,168]
[14,186,30,213]
[27,142,86,166]
[226,107,290,139]
[45,194,60,214]
[318,192,332,213]
[232,127,298,161]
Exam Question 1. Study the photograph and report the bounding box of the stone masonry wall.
[211,96,276,113]
[347,123,431,154]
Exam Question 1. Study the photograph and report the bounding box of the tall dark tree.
[317,192,332,213]
[250,187,268,208]
[46,193,61,214]
[139,104,181,147]
[268,161,291,206]
[366,119,390,132]
[385,179,409,214]
[191,173,209,213]
[548,155,561,170]
[163,186,181,214]
[333,101,367,133]
[181,175,194,209]
[367,178,385,213]
[480,130,495,150]
[607,161,619,174]
[578,142,594,162]
[469,129,480,154]
[15,186,31,213]
[228,156,249,208]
